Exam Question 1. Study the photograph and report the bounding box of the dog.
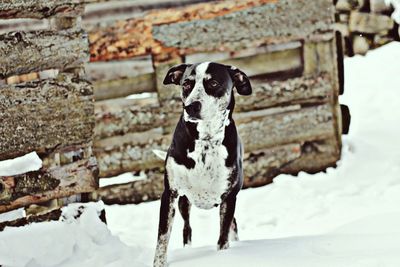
[153,62,252,267]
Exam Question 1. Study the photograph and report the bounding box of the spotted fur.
[154,62,252,267]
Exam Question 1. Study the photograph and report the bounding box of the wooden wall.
[0,1,98,227]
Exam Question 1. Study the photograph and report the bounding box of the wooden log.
[92,139,338,204]
[0,0,84,19]
[349,11,394,34]
[0,209,62,231]
[219,44,303,78]
[352,34,370,55]
[281,139,340,174]
[0,30,89,79]
[94,129,171,178]
[0,157,98,213]
[152,0,334,52]
[94,97,177,140]
[95,103,336,178]
[93,73,156,101]
[237,104,336,152]
[88,0,333,62]
[93,74,334,139]
[0,74,95,161]
[86,56,154,82]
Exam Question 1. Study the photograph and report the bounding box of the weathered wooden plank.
[0,30,89,78]
[152,0,334,52]
[93,73,156,101]
[219,45,303,78]
[0,0,84,19]
[94,74,334,140]
[281,139,340,174]
[0,157,98,213]
[94,97,177,140]
[86,56,154,81]
[0,74,95,161]
[237,104,336,152]
[94,129,171,177]
[91,139,338,204]
[349,11,394,33]
[88,0,274,61]
[94,103,336,178]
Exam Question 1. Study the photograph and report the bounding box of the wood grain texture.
[0,30,89,78]
[0,74,95,161]
[153,0,334,51]
[0,157,98,213]
[0,0,84,19]
[94,103,336,178]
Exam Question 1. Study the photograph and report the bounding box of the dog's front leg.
[154,189,177,267]
[217,193,237,250]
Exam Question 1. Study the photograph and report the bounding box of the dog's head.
[163,62,252,122]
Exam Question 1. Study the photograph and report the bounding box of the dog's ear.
[163,64,190,85]
[228,66,252,96]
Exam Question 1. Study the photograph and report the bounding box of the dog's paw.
[217,241,230,251]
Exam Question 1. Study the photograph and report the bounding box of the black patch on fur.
[168,115,199,169]
[203,63,233,98]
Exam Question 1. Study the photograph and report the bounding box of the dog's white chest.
[167,140,231,209]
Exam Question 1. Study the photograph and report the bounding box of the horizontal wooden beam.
[0,157,98,213]
[94,103,337,178]
[92,138,339,204]
[0,74,95,161]
[93,74,334,140]
[0,30,89,78]
[0,0,84,19]
[88,0,275,61]
[152,0,333,52]
[93,73,156,101]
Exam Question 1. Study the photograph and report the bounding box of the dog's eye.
[208,80,219,88]
[182,81,192,92]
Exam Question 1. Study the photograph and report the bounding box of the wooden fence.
[0,0,373,223]
[0,1,98,228]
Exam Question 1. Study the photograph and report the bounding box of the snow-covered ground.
[1,42,400,267]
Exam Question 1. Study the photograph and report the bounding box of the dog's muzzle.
[184,101,202,120]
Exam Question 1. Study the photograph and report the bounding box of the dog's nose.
[184,101,202,117]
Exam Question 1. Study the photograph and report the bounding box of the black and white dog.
[153,62,252,267]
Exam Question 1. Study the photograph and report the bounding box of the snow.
[386,0,400,23]
[1,42,400,267]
